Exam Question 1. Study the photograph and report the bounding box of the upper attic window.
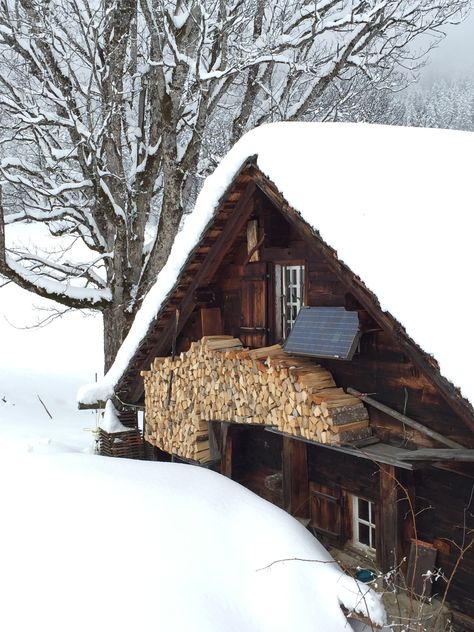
[275,264,305,340]
[283,306,360,360]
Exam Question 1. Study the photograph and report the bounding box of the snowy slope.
[0,276,103,450]
[0,449,385,632]
[79,122,474,407]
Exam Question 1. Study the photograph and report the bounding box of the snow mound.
[0,454,385,632]
[79,122,474,407]
[99,399,130,433]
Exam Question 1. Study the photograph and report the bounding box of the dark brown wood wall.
[414,467,474,619]
[307,444,380,546]
[231,426,283,508]
[171,185,473,624]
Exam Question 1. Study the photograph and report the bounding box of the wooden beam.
[221,422,233,478]
[396,448,474,462]
[267,428,418,470]
[347,388,464,449]
[377,463,399,573]
[246,219,260,262]
[282,436,309,518]
[182,182,256,297]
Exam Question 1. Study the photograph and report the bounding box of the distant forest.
[348,75,474,131]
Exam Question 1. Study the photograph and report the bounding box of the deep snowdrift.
[0,450,385,632]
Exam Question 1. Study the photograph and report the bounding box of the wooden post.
[282,437,309,518]
[221,422,233,478]
[399,470,416,567]
[377,463,399,573]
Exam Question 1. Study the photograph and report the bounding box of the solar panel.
[283,307,360,360]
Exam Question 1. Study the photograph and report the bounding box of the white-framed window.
[275,264,305,340]
[352,495,376,551]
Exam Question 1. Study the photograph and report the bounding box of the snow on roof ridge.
[78,122,474,407]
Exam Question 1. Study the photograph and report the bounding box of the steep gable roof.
[78,122,474,414]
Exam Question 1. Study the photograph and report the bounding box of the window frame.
[274,262,306,341]
[351,495,376,552]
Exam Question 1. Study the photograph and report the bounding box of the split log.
[141,339,371,463]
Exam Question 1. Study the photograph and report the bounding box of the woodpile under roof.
[141,336,371,463]
[98,428,144,459]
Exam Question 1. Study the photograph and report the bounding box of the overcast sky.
[421,10,474,82]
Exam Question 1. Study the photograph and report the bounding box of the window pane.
[370,500,375,526]
[281,265,305,339]
[359,523,370,546]
[370,526,376,549]
[358,498,369,522]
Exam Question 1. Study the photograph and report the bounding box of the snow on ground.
[2,221,104,447]
[80,123,474,408]
[0,279,103,452]
[0,263,385,632]
[0,451,385,632]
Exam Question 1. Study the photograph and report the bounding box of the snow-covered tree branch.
[0,0,469,369]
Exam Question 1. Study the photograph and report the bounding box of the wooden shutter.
[200,307,223,337]
[240,261,268,348]
[310,482,343,541]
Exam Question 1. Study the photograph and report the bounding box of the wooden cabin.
[79,124,474,629]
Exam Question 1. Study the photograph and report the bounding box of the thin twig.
[256,557,338,572]
[37,394,53,419]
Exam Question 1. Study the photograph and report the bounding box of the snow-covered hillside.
[0,281,102,448]
[0,451,385,632]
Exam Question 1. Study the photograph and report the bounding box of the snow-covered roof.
[78,122,474,408]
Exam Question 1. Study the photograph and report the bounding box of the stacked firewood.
[141,336,370,463]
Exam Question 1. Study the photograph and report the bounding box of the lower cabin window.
[352,495,376,551]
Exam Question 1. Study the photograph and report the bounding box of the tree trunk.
[103,304,135,373]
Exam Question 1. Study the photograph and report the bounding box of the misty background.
[421,9,474,81]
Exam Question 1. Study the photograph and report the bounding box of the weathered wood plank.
[282,437,309,518]
[347,387,464,449]
[397,448,474,462]
[221,422,233,477]
[377,463,399,572]
[201,307,223,337]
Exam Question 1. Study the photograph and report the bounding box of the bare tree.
[0,0,469,369]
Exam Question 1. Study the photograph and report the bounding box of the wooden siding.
[414,467,474,618]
